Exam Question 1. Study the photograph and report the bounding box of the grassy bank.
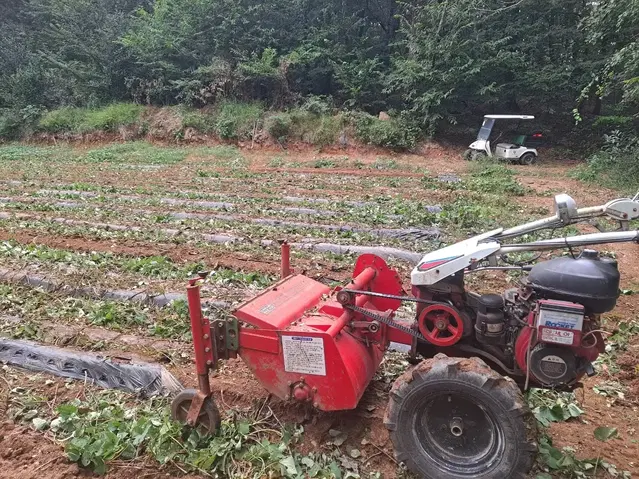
[0,99,420,151]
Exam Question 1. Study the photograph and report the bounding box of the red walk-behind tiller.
[172,192,639,479]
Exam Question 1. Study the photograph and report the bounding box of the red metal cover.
[234,274,330,330]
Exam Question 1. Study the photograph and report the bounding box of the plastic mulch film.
[0,339,183,397]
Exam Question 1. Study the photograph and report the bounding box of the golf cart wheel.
[519,152,536,165]
[384,355,535,479]
[171,388,221,436]
[470,150,487,161]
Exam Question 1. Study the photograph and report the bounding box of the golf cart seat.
[496,142,522,150]
[512,134,526,146]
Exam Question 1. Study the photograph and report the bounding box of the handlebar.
[499,229,639,253]
[492,195,639,240]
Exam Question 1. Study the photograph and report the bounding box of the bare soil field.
[0,140,637,478]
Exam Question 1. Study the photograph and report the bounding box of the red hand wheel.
[418,304,464,347]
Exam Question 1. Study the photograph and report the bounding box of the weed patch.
[179,107,217,133]
[467,163,528,196]
[38,103,144,134]
[214,101,263,140]
[0,144,69,162]
[422,163,527,197]
[573,131,639,195]
[265,113,293,141]
[82,103,144,132]
[352,112,419,151]
[38,107,87,133]
[82,142,187,164]
[285,110,343,146]
[596,320,639,373]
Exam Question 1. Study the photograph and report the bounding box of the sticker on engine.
[538,308,583,330]
[282,336,326,376]
[541,328,574,345]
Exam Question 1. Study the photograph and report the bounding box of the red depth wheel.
[418,304,464,347]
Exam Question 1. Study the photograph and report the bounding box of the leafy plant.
[86,302,147,329]
[38,391,358,477]
[527,389,584,427]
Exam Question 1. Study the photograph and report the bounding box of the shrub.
[593,115,635,130]
[313,114,343,146]
[1,106,44,139]
[213,101,263,140]
[81,103,144,132]
[0,111,21,139]
[285,109,343,146]
[300,95,333,116]
[574,130,639,193]
[179,108,216,133]
[265,113,292,140]
[352,112,420,150]
[39,107,87,133]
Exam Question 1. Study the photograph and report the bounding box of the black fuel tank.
[527,250,620,314]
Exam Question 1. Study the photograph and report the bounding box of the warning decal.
[281,335,326,376]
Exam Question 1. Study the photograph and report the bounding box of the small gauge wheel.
[171,388,221,436]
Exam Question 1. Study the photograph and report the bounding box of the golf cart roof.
[484,114,534,120]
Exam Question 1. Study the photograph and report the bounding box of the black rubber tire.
[171,388,221,436]
[519,152,537,165]
[384,355,536,479]
[470,150,487,162]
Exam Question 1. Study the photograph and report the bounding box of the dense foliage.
[0,0,636,141]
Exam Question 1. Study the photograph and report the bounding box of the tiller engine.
[173,192,639,479]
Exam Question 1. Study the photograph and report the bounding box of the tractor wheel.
[384,355,536,479]
[519,152,537,165]
[171,388,221,436]
[469,150,487,162]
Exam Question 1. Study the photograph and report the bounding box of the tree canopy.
[0,0,636,133]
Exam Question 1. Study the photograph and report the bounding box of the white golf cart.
[464,114,541,165]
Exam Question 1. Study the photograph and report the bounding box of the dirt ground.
[0,140,638,478]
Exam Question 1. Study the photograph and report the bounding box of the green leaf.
[567,403,584,418]
[301,456,315,468]
[238,421,251,436]
[32,417,49,431]
[280,455,298,476]
[594,426,618,442]
[92,456,106,475]
[329,461,342,479]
